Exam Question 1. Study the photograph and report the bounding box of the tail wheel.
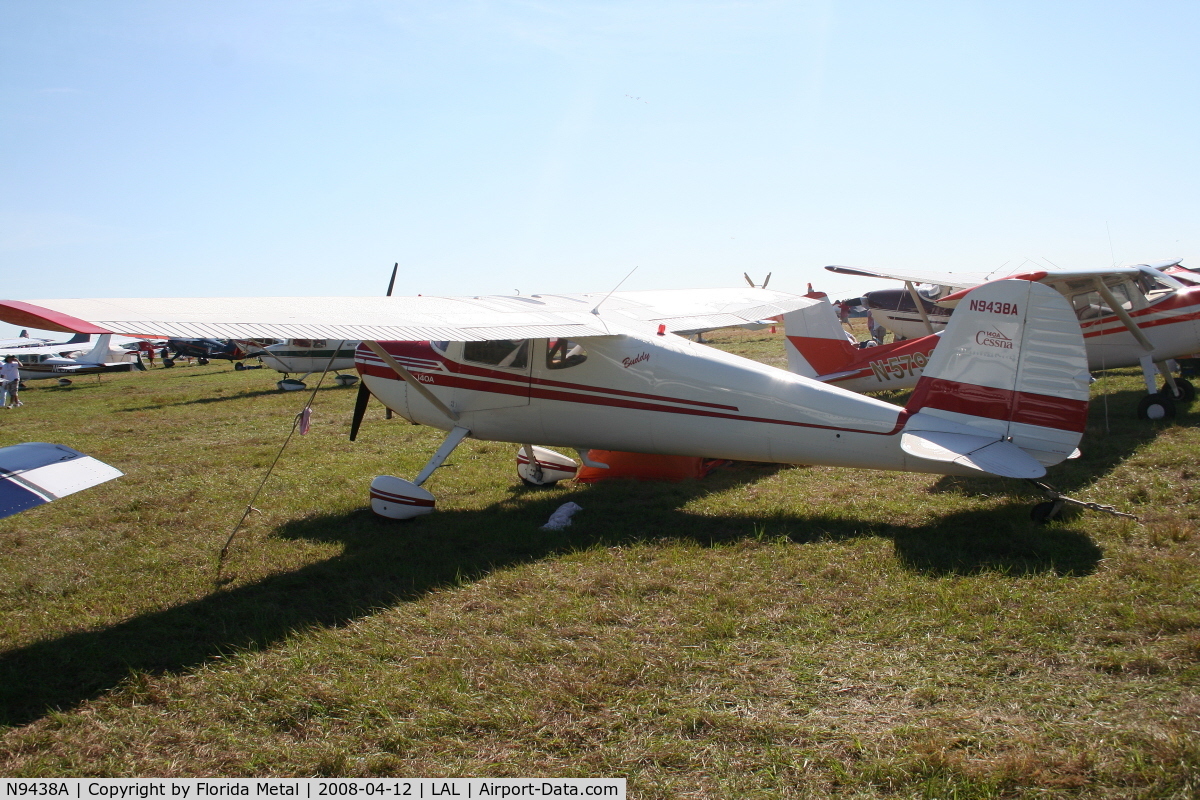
[1136,393,1176,421]
[1031,501,1061,524]
[1162,378,1195,403]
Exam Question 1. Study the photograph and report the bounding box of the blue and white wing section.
[0,443,123,519]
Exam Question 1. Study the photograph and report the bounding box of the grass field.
[0,329,1197,798]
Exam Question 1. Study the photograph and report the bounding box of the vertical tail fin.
[65,333,90,345]
[904,280,1090,466]
[782,298,859,378]
[79,334,114,364]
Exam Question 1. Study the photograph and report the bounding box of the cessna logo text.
[976,329,1013,349]
[622,352,650,368]
[969,299,1019,315]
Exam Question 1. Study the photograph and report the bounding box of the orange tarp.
[575,450,726,483]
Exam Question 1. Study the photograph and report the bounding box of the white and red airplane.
[0,281,1113,523]
[794,263,1200,420]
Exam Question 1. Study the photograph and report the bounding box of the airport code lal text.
[4,781,624,800]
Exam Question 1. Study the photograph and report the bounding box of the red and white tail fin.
[782,298,859,378]
[901,280,1089,475]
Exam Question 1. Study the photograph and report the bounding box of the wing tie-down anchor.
[371,426,471,519]
[1026,480,1138,525]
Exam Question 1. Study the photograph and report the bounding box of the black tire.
[198,357,210,366]
[520,477,559,489]
[1136,393,1176,421]
[1030,501,1059,524]
[163,358,175,368]
[1162,377,1196,403]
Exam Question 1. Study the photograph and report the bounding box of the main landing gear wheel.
[1161,378,1195,403]
[162,358,175,368]
[198,357,210,366]
[516,445,580,488]
[1136,393,1176,421]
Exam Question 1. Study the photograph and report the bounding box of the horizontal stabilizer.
[901,430,1046,479]
[0,443,123,519]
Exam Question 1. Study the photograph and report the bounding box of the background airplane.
[10,334,144,379]
[234,338,359,390]
[0,332,91,351]
[161,338,251,367]
[814,262,1200,419]
[0,282,1108,523]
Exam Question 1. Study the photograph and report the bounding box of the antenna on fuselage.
[590,266,639,315]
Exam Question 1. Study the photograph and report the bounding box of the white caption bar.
[2,780,625,800]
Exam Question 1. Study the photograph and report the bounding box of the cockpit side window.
[1070,283,1134,320]
[546,338,588,370]
[463,339,529,369]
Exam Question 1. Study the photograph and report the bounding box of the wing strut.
[1093,279,1154,351]
[1090,278,1181,396]
[362,341,460,422]
[903,281,936,335]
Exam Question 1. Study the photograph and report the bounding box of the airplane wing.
[0,343,90,358]
[824,265,1000,289]
[937,266,1151,307]
[827,263,1169,298]
[0,443,123,519]
[0,288,815,342]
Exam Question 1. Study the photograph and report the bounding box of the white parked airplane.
[807,263,1200,419]
[233,338,360,390]
[9,334,142,378]
[0,332,91,352]
[0,282,1109,523]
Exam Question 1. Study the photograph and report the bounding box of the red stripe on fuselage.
[357,343,911,436]
[1081,308,1200,338]
[907,377,1087,432]
[355,341,742,412]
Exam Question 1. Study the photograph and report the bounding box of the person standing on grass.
[1,356,21,408]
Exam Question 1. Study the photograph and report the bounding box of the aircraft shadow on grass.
[0,464,1104,727]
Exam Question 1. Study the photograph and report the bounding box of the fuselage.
[257,339,358,374]
[355,333,980,476]
[862,287,952,339]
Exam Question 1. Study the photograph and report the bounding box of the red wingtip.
[0,301,111,334]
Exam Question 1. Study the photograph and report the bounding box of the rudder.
[904,280,1090,466]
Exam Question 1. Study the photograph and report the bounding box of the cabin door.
[450,339,533,412]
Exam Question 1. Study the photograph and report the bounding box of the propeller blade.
[386,262,398,297]
[349,382,372,441]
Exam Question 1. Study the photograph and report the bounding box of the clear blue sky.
[3,1,1198,338]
